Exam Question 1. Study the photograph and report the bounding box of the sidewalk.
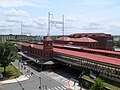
[0,60,31,85]
[0,75,28,85]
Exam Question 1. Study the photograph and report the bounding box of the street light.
[39,77,41,90]
[18,60,20,70]
[45,85,47,90]
[74,81,76,90]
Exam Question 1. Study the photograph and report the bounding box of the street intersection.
[0,59,84,90]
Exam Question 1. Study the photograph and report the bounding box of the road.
[0,74,68,90]
[0,59,68,90]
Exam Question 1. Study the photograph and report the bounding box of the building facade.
[16,33,120,84]
[18,36,54,70]
[0,34,41,42]
[0,34,16,41]
[53,48,120,82]
[69,33,113,50]
[17,37,120,83]
[54,36,98,49]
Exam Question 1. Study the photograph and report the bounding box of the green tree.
[0,42,17,75]
[113,41,120,48]
[90,78,105,90]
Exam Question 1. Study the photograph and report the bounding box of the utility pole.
[47,12,50,36]
[45,85,47,90]
[11,28,12,34]
[62,15,64,44]
[47,12,51,36]
[47,12,54,36]
[20,22,31,36]
[21,22,22,35]
[47,12,65,37]
[39,77,41,90]
[15,77,24,90]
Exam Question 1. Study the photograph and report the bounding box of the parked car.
[23,61,27,65]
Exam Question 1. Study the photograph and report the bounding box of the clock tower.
[43,36,53,60]
[43,36,53,49]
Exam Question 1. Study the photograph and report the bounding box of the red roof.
[83,48,120,55]
[18,42,120,66]
[70,33,111,37]
[56,37,97,42]
[56,37,71,41]
[53,44,63,47]
[18,43,43,50]
[71,37,97,42]
[44,36,52,41]
[54,48,120,66]
[53,44,120,56]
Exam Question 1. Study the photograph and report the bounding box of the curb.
[0,75,29,85]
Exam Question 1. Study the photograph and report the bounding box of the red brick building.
[54,33,113,50]
[17,35,120,82]
[18,36,54,70]
[54,36,98,49]
[70,33,113,50]
[20,36,53,61]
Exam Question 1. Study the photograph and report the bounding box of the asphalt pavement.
[0,59,69,90]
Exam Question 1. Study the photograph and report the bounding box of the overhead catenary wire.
[79,3,120,15]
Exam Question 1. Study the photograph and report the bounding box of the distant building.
[54,36,98,49]
[0,34,42,42]
[54,33,113,50]
[0,34,16,41]
[30,35,43,41]
[113,35,120,41]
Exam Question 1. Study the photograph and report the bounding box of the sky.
[0,0,120,35]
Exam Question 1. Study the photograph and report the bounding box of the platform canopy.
[18,52,54,65]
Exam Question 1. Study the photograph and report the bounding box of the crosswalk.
[43,72,68,86]
[48,85,68,90]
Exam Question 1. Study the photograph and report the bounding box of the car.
[23,61,27,65]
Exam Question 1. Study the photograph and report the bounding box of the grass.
[0,64,22,80]
[82,75,120,90]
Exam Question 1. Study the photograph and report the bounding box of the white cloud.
[65,15,82,22]
[60,15,109,34]
[0,21,16,34]
[0,21,15,27]
[81,21,101,30]
[6,16,23,22]
[1,12,120,35]
[74,0,112,5]
[0,0,49,8]
[4,9,29,17]
[3,15,48,35]
[65,15,120,35]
